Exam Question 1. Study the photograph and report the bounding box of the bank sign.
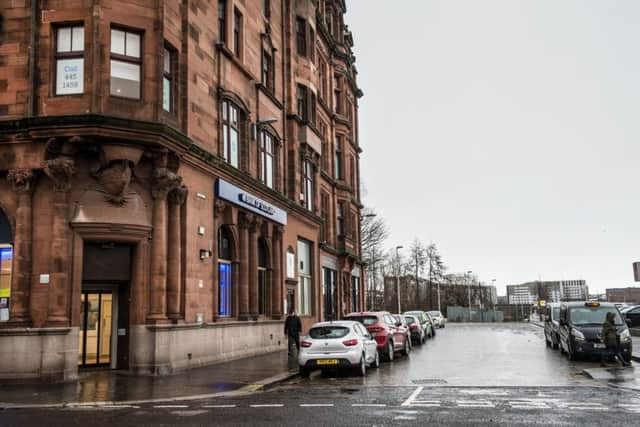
[216,179,287,225]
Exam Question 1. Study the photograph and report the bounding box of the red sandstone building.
[0,0,364,381]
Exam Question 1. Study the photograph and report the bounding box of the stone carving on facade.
[214,199,227,218]
[168,185,188,205]
[44,157,75,192]
[95,160,133,205]
[238,212,255,229]
[151,167,182,200]
[7,169,36,194]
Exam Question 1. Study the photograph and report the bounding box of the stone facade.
[0,0,364,381]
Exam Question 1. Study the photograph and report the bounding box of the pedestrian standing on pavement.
[601,311,629,367]
[284,309,302,356]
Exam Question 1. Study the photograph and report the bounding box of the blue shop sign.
[216,179,287,225]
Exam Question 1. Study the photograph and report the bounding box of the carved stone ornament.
[45,157,75,192]
[273,225,284,236]
[250,216,264,233]
[238,212,255,229]
[98,160,133,205]
[151,167,182,200]
[168,185,188,205]
[7,169,35,194]
[214,199,227,218]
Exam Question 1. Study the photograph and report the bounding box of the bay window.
[55,25,84,95]
[110,28,142,99]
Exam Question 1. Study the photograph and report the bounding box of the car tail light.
[301,340,312,348]
[342,339,358,346]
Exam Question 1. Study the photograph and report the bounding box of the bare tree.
[426,243,446,309]
[360,208,389,310]
[405,239,427,307]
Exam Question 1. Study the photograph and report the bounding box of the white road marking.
[455,400,495,408]
[617,404,640,412]
[202,405,237,408]
[566,406,608,411]
[299,404,334,407]
[401,386,424,407]
[153,405,189,409]
[352,404,386,407]
[250,404,284,408]
[98,405,139,409]
[508,400,549,409]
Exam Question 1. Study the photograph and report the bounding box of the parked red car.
[343,311,411,362]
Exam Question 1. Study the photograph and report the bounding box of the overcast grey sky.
[346,0,640,295]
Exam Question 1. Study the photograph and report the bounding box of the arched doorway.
[0,207,13,322]
[258,239,269,316]
[217,226,235,317]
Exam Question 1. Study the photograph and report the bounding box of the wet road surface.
[2,323,639,426]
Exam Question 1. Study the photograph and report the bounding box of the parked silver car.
[428,310,446,328]
[298,321,380,378]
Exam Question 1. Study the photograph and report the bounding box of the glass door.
[78,291,113,367]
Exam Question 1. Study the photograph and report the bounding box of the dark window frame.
[302,159,314,211]
[296,16,307,57]
[259,130,276,189]
[162,43,177,113]
[53,23,85,96]
[109,26,143,100]
[233,8,243,58]
[221,99,242,168]
[261,49,275,92]
[334,135,344,180]
[263,0,271,19]
[218,0,227,43]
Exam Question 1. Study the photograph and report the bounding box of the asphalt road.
[2,323,639,426]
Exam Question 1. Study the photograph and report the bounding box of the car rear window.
[345,316,378,326]
[309,326,350,339]
[405,316,416,324]
[428,311,441,317]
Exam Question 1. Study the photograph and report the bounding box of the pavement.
[0,350,299,408]
[4,323,640,426]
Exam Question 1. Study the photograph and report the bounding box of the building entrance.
[78,290,113,367]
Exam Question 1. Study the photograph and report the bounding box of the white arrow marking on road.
[401,386,424,407]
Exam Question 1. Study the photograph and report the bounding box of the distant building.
[606,287,640,304]
[507,280,588,304]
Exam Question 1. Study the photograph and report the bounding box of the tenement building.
[0,0,364,381]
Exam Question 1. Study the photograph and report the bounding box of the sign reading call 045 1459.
[216,179,287,225]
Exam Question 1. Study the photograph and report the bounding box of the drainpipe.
[27,0,38,116]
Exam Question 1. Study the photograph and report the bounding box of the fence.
[446,306,504,322]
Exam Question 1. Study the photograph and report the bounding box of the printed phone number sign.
[56,58,84,95]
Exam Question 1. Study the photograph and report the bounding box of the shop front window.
[0,245,13,322]
[258,239,269,315]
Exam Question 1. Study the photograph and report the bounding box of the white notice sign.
[286,252,296,279]
[56,58,84,95]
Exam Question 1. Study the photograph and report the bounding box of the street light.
[395,246,403,314]
[466,270,473,321]
[360,213,376,310]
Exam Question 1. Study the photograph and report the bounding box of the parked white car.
[428,310,446,328]
[298,321,380,378]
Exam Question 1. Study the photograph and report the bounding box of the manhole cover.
[411,379,447,385]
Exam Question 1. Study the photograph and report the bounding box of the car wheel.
[299,367,310,379]
[545,336,551,348]
[401,338,410,356]
[432,329,436,338]
[355,354,366,377]
[385,340,395,362]
[552,335,559,350]
[372,350,380,369]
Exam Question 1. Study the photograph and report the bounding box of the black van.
[558,301,632,362]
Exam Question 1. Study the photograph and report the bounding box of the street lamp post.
[360,213,377,311]
[395,245,403,314]
[466,271,473,321]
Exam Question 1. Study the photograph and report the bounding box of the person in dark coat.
[284,309,302,356]
[601,311,629,367]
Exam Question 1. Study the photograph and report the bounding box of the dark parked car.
[404,314,426,345]
[404,311,433,339]
[344,311,411,362]
[543,303,561,349]
[558,301,632,362]
[621,305,640,328]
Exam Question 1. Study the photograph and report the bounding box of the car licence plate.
[594,343,606,349]
[316,359,339,366]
